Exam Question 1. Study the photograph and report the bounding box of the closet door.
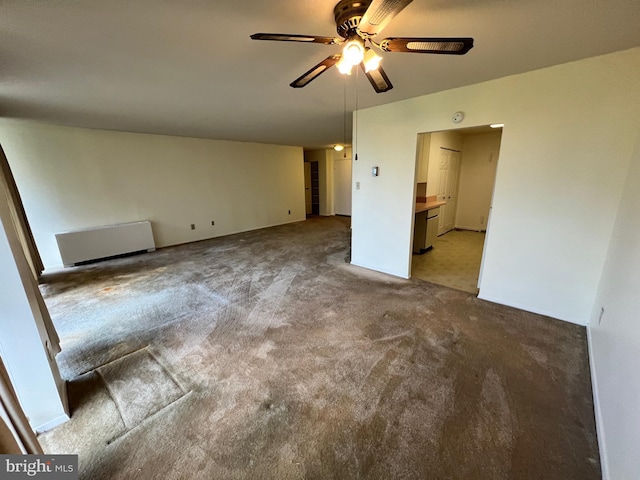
[437,150,461,236]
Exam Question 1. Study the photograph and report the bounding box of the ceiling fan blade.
[358,0,414,36]
[250,33,342,45]
[290,55,341,88]
[359,63,393,93]
[379,37,474,54]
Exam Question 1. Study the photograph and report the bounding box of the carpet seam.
[77,345,149,377]
[95,368,129,432]
[146,347,188,395]
[105,391,193,445]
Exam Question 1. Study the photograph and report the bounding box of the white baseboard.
[35,413,70,433]
[476,292,586,325]
[586,326,609,480]
[454,225,485,232]
[349,260,410,280]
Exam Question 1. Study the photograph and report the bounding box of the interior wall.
[587,132,640,479]
[333,147,352,216]
[456,131,502,231]
[351,46,640,324]
[0,120,305,269]
[0,189,68,431]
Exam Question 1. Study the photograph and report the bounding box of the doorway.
[311,162,320,215]
[304,161,320,216]
[411,126,502,294]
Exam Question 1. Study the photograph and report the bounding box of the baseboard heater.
[56,221,155,267]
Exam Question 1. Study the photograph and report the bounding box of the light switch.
[356,182,360,190]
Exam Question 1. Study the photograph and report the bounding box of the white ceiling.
[1,0,640,149]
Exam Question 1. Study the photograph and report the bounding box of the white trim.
[349,261,410,280]
[586,326,609,480]
[35,413,69,434]
[454,225,486,232]
[476,292,586,326]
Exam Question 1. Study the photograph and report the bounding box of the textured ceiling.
[1,0,640,149]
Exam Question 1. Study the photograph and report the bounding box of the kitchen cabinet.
[426,207,440,249]
[413,203,444,253]
[413,211,427,253]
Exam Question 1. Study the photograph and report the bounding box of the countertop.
[415,200,446,214]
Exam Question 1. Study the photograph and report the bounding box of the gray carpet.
[38,216,600,479]
[97,348,186,430]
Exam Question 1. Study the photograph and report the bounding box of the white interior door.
[437,150,461,235]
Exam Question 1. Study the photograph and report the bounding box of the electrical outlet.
[191,224,195,230]
[211,220,215,226]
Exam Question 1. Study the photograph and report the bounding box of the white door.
[437,150,461,235]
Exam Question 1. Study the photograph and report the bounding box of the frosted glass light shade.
[363,49,382,72]
[343,39,365,66]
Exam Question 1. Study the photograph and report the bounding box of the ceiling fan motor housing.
[334,0,371,38]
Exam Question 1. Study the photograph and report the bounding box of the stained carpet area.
[37,217,600,479]
[412,229,486,294]
[97,348,186,430]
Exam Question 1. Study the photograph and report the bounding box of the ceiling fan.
[250,0,473,93]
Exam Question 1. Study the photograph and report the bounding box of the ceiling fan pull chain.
[343,80,348,158]
[354,66,359,161]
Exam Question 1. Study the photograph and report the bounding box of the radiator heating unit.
[55,220,155,267]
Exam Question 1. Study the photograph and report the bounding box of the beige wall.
[588,133,640,479]
[333,147,352,216]
[351,47,640,325]
[456,131,502,231]
[0,121,305,269]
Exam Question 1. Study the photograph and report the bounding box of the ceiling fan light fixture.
[343,38,365,66]
[363,48,382,72]
[252,0,475,93]
[334,144,345,151]
[336,56,353,75]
